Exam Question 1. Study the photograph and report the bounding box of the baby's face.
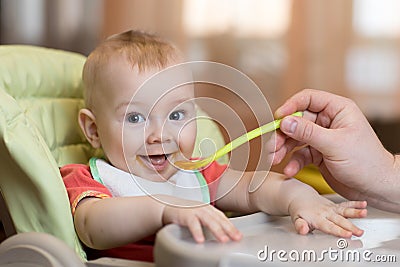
[93,57,196,181]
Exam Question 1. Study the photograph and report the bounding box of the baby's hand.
[162,203,242,243]
[289,196,367,238]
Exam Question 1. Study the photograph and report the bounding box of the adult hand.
[272,89,400,212]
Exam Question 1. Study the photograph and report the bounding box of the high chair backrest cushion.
[0,45,88,259]
[0,45,103,165]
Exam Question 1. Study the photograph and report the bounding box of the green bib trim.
[89,157,103,184]
[194,170,211,204]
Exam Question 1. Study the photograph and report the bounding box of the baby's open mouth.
[139,154,172,170]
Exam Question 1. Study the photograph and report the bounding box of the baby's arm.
[216,169,367,238]
[74,196,164,249]
[74,195,241,249]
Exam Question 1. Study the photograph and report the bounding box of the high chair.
[0,45,228,266]
[0,45,333,266]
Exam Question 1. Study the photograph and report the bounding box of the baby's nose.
[146,120,172,144]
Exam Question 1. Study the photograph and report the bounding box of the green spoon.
[175,112,303,170]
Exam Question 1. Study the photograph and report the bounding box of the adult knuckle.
[302,88,314,94]
[301,122,314,142]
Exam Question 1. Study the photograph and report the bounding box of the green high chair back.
[0,45,91,259]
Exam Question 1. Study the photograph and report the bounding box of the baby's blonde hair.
[82,30,181,109]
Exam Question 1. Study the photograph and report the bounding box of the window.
[353,0,400,38]
[345,0,400,118]
[182,0,293,109]
[0,0,102,54]
[0,0,45,44]
[183,0,292,38]
[346,0,400,95]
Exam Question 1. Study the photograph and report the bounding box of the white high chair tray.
[154,194,400,267]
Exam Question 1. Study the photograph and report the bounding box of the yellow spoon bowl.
[175,111,303,170]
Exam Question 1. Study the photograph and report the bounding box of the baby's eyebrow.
[115,101,146,113]
[172,98,195,106]
[115,102,130,113]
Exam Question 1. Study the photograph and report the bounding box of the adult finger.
[275,89,343,118]
[279,115,335,156]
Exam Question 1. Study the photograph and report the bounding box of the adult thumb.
[279,115,332,154]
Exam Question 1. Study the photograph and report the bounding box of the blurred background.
[1,0,400,162]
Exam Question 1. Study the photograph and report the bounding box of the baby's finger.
[188,217,205,243]
[339,200,367,209]
[294,217,310,235]
[343,207,367,219]
[328,213,364,237]
[220,218,242,241]
[207,208,242,242]
[204,219,230,243]
[314,219,353,238]
[334,201,367,219]
[339,201,367,213]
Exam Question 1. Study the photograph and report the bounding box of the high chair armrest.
[0,232,85,267]
[87,258,154,267]
[0,232,154,267]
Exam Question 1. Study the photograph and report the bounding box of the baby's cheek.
[178,122,197,151]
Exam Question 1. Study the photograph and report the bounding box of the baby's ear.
[78,108,101,148]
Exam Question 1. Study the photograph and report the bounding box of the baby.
[61,30,367,262]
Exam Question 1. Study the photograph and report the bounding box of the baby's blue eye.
[169,110,185,121]
[127,113,145,123]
